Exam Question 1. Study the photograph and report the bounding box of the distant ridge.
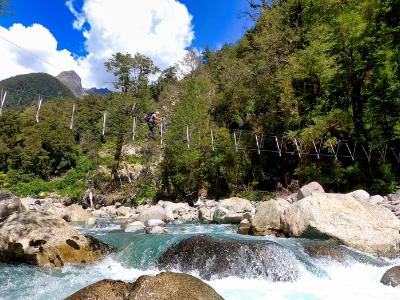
[56,70,86,98]
[84,87,111,96]
[0,73,76,110]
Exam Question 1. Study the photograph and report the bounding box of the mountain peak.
[56,70,85,98]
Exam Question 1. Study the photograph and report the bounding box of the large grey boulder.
[0,191,24,222]
[65,272,224,300]
[213,197,254,224]
[297,182,325,201]
[138,205,168,223]
[251,200,284,236]
[281,193,400,258]
[0,211,114,267]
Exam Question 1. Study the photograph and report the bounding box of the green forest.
[0,73,76,109]
[1,0,400,204]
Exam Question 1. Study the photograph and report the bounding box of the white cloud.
[0,24,85,82]
[0,0,194,90]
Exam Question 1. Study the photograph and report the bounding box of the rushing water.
[1,218,400,300]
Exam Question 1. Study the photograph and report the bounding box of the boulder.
[381,266,400,287]
[367,195,385,205]
[138,206,168,223]
[144,219,166,227]
[347,189,370,202]
[276,198,291,209]
[213,197,254,224]
[180,214,194,222]
[0,211,114,267]
[250,200,284,236]
[164,206,175,222]
[66,205,92,223]
[65,272,224,300]
[281,193,400,258]
[20,197,37,211]
[198,207,215,224]
[116,206,132,217]
[157,201,191,214]
[85,217,97,228]
[391,190,400,203]
[46,206,69,221]
[146,226,167,234]
[157,235,300,281]
[237,223,251,235]
[125,225,145,233]
[0,190,24,222]
[297,182,325,201]
[121,221,145,230]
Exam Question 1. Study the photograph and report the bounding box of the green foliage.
[0,172,9,189]
[0,73,75,110]
[0,0,13,17]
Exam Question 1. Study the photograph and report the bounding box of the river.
[1,219,400,299]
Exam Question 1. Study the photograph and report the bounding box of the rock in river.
[65,272,224,300]
[0,211,114,267]
[157,235,301,282]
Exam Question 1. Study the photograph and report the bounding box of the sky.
[0,0,254,90]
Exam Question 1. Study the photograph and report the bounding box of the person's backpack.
[144,111,154,122]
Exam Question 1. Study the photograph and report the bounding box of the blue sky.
[0,0,254,89]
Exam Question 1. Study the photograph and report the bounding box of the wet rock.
[0,211,114,267]
[282,193,400,258]
[85,217,97,228]
[213,197,254,224]
[125,225,145,233]
[302,241,346,261]
[381,266,400,287]
[157,235,300,281]
[146,226,167,234]
[144,219,166,227]
[237,223,251,235]
[0,190,24,222]
[121,221,145,230]
[65,272,224,300]
[65,279,130,300]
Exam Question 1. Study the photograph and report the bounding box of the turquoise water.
[1,219,400,300]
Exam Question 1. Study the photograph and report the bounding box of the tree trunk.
[109,131,125,190]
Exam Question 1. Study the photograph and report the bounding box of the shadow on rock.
[156,235,301,281]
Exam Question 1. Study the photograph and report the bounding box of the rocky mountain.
[56,70,86,98]
[0,73,76,110]
[84,87,111,96]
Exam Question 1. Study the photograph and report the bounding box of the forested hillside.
[1,0,399,204]
[0,73,76,110]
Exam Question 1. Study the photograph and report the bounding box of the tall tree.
[104,52,159,189]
